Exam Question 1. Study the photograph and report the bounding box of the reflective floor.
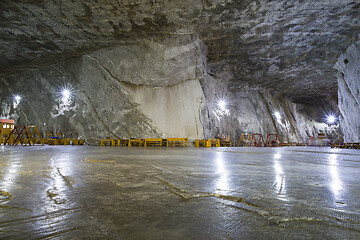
[1,146,360,239]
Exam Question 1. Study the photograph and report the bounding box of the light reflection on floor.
[0,146,359,239]
[272,152,288,201]
[215,152,229,194]
[328,154,343,202]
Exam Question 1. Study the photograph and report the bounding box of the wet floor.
[1,146,360,239]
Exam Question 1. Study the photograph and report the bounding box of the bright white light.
[62,89,71,98]
[218,100,227,111]
[14,95,22,102]
[327,115,336,124]
[274,111,281,119]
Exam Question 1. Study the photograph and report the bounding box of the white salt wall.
[334,40,360,142]
[121,79,205,139]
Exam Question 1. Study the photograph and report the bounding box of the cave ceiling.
[0,0,359,99]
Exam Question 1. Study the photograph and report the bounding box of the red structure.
[252,134,265,147]
[265,134,281,147]
[4,126,32,146]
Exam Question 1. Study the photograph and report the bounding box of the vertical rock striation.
[199,64,337,144]
[0,35,207,141]
[334,39,360,142]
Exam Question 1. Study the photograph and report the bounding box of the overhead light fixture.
[14,95,22,102]
[274,111,281,119]
[218,100,227,111]
[58,84,74,100]
[274,111,282,124]
[326,115,336,124]
[62,89,71,99]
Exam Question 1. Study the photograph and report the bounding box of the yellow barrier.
[195,139,220,148]
[128,139,144,147]
[44,138,84,146]
[220,140,232,147]
[62,139,71,145]
[101,139,117,146]
[167,138,188,147]
[333,142,360,149]
[280,142,306,147]
[144,138,162,147]
[195,139,207,147]
[209,139,220,147]
[118,139,129,146]
[47,138,59,145]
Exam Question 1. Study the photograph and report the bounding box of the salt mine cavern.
[0,1,360,239]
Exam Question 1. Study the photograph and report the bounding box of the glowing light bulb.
[62,89,71,98]
[218,100,227,111]
[14,95,22,102]
[327,115,335,124]
[275,111,281,119]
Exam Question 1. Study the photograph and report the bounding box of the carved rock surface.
[334,40,360,142]
[0,39,206,140]
[1,1,359,98]
[0,1,356,141]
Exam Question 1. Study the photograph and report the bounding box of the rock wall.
[0,36,206,141]
[0,35,339,144]
[199,63,339,144]
[334,39,360,142]
[121,80,204,139]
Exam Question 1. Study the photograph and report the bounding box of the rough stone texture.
[334,39,360,142]
[0,0,357,141]
[86,35,205,87]
[1,1,359,99]
[0,37,206,140]
[0,58,159,140]
[199,67,339,143]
